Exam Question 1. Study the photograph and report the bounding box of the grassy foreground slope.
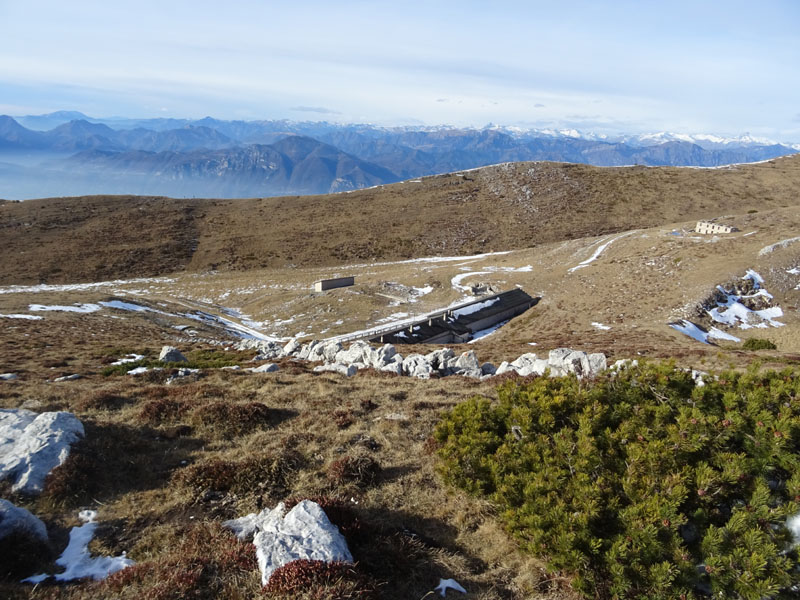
[2,155,800,284]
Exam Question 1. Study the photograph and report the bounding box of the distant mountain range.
[0,112,797,199]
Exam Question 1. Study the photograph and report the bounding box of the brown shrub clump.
[327,455,381,489]
[190,401,273,437]
[98,522,257,600]
[138,397,190,425]
[174,450,303,498]
[265,560,378,599]
[76,390,131,411]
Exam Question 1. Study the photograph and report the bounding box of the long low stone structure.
[313,277,355,292]
[369,289,539,345]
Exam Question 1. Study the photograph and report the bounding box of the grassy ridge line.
[1,156,800,285]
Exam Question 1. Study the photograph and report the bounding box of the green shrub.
[743,338,777,351]
[435,362,800,599]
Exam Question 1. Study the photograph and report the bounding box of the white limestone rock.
[334,341,371,367]
[510,353,546,377]
[425,348,455,372]
[454,350,480,372]
[53,374,81,382]
[374,344,397,368]
[588,353,607,375]
[0,409,85,494]
[250,363,279,373]
[281,339,301,358]
[224,500,353,586]
[313,364,358,377]
[402,354,433,379]
[0,499,48,542]
[494,361,511,376]
[380,356,403,375]
[159,346,188,363]
[321,341,343,364]
[1,373,18,381]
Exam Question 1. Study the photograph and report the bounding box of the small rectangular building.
[313,277,354,292]
[696,221,737,235]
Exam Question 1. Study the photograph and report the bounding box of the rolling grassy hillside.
[2,155,800,285]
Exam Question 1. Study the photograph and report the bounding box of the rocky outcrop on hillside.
[236,337,607,380]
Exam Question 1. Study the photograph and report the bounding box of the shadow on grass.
[37,420,204,509]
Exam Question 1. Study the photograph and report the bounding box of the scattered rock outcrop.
[238,337,608,381]
[224,500,353,586]
[0,409,84,494]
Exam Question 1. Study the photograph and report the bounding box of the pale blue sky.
[1,0,798,139]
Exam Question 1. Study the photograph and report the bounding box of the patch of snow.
[0,277,175,295]
[452,297,500,317]
[0,313,43,320]
[708,327,741,342]
[349,250,512,270]
[743,269,764,286]
[111,354,144,365]
[670,320,711,344]
[468,319,510,342]
[591,322,611,330]
[788,267,800,275]
[568,232,632,273]
[25,510,133,583]
[706,274,784,330]
[126,366,150,375]
[99,300,161,313]
[29,303,101,314]
[451,271,493,293]
[409,285,434,300]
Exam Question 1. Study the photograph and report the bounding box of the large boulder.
[510,353,549,377]
[334,341,372,368]
[380,354,404,375]
[0,409,85,494]
[0,499,48,543]
[425,348,455,372]
[402,354,433,379]
[321,341,343,364]
[313,364,358,377]
[453,350,482,378]
[373,344,397,369]
[281,339,301,358]
[159,346,188,363]
[224,500,353,586]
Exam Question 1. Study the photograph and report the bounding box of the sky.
[1,0,799,140]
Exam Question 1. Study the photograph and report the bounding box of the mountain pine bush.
[435,362,800,599]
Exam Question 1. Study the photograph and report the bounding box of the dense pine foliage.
[435,363,800,599]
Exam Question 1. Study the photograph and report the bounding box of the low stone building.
[696,221,737,235]
[313,277,354,292]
